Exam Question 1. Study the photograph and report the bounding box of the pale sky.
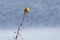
[0,28,60,40]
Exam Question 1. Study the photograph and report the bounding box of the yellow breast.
[24,7,30,13]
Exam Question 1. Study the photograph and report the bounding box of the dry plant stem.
[15,13,27,40]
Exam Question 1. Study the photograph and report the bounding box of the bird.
[24,7,30,14]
